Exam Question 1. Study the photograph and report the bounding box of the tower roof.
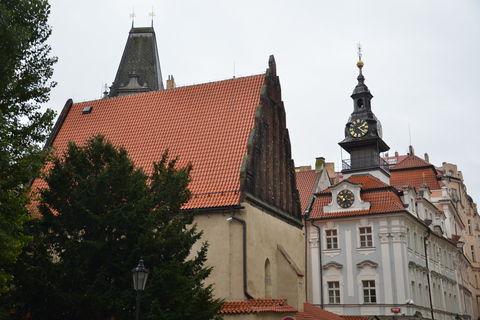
[109,27,164,97]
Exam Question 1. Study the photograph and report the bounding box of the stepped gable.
[390,154,441,190]
[295,169,319,213]
[309,174,405,219]
[219,298,297,314]
[32,56,301,220]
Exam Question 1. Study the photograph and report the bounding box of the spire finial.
[148,6,155,27]
[130,8,135,28]
[356,42,364,70]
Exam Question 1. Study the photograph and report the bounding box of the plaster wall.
[191,201,305,310]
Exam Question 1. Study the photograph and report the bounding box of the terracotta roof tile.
[346,175,390,189]
[391,154,432,170]
[390,168,441,191]
[295,170,319,213]
[296,303,344,320]
[219,298,297,314]
[31,75,265,210]
[309,175,405,219]
[342,316,370,320]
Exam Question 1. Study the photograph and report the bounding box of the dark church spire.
[339,44,390,183]
[109,26,164,97]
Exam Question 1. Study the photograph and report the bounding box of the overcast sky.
[45,0,480,202]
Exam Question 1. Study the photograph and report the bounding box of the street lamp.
[132,259,150,320]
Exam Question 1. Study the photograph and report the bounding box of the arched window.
[265,258,272,298]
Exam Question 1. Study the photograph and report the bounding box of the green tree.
[0,0,57,294]
[2,135,223,320]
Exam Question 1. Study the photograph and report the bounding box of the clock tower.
[339,45,390,183]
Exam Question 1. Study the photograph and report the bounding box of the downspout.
[304,215,309,302]
[312,222,324,308]
[424,228,435,320]
[227,215,254,300]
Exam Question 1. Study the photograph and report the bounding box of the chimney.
[315,157,325,173]
[167,75,176,89]
[408,145,414,155]
[326,162,335,180]
[424,153,429,163]
[395,151,399,157]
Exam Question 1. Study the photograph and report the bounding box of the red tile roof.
[309,175,406,219]
[219,298,297,314]
[295,170,319,213]
[296,303,344,320]
[390,168,441,191]
[31,75,265,210]
[342,316,370,320]
[391,154,432,170]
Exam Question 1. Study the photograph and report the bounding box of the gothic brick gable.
[240,56,302,223]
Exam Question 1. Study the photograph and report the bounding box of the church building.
[31,25,308,320]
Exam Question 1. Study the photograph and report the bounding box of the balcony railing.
[342,157,390,173]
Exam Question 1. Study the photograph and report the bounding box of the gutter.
[311,222,324,308]
[227,215,254,300]
[424,227,435,320]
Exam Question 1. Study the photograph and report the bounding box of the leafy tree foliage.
[0,0,57,294]
[1,135,223,320]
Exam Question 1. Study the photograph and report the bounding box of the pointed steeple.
[109,26,164,97]
[339,44,390,183]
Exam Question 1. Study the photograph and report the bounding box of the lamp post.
[132,259,149,320]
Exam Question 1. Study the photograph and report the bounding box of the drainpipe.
[227,215,254,300]
[424,227,435,320]
[312,222,324,308]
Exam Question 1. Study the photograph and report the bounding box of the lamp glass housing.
[131,259,149,291]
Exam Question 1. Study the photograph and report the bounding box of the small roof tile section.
[295,170,319,213]
[391,168,440,191]
[219,298,297,314]
[391,154,432,170]
[309,175,405,219]
[32,75,265,211]
[296,303,344,320]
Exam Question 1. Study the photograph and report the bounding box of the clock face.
[337,189,354,208]
[349,119,369,138]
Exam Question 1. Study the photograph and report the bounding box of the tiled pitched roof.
[391,154,432,170]
[342,316,369,320]
[315,174,388,195]
[295,170,319,213]
[219,298,297,314]
[346,175,390,189]
[390,168,441,191]
[309,175,405,219]
[31,75,265,210]
[310,190,405,219]
[296,303,344,320]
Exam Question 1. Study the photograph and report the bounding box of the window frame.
[325,229,339,250]
[359,226,373,248]
[362,280,377,303]
[327,281,341,304]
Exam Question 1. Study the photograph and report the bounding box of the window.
[326,229,338,249]
[359,227,373,247]
[363,280,376,303]
[328,281,341,304]
[468,220,472,235]
[472,246,476,262]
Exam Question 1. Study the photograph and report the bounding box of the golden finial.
[148,6,155,22]
[130,8,135,27]
[356,42,364,69]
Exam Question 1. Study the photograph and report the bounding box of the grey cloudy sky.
[46,0,480,201]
